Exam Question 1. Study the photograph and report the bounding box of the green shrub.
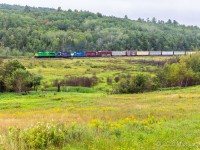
[8,122,87,149]
[157,62,200,87]
[114,74,155,94]
[53,75,98,88]
[0,60,41,92]
[106,76,113,85]
[181,52,200,72]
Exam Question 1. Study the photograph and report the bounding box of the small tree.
[107,76,112,85]
[1,60,25,78]
[181,53,200,72]
[24,5,31,13]
[31,76,42,91]
[124,15,128,19]
[11,69,32,92]
[131,74,149,93]
[115,74,152,94]
[157,61,199,87]
[57,7,62,11]
[0,60,41,92]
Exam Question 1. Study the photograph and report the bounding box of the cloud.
[1,0,200,26]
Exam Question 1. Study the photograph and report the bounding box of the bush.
[8,122,87,149]
[0,60,41,92]
[54,75,98,88]
[107,76,112,85]
[114,76,120,83]
[181,52,200,72]
[157,61,200,87]
[114,74,155,94]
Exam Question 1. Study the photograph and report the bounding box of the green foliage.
[7,116,163,149]
[181,52,200,72]
[106,76,113,85]
[24,5,31,13]
[157,54,200,87]
[8,122,87,149]
[0,60,26,92]
[7,116,176,150]
[0,60,41,92]
[113,54,200,94]
[1,60,26,77]
[114,74,155,94]
[9,68,32,92]
[31,75,42,91]
[54,75,98,88]
[61,86,96,93]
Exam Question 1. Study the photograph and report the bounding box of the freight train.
[34,51,196,58]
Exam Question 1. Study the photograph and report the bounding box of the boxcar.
[149,51,162,56]
[126,51,137,56]
[112,51,126,56]
[85,52,101,57]
[162,51,174,56]
[99,51,112,57]
[174,51,186,56]
[137,51,149,56]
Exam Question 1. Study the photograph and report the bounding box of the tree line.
[0,4,200,56]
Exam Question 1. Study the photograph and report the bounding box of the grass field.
[18,56,168,91]
[0,56,200,149]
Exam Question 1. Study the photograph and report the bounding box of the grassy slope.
[0,57,200,149]
[0,87,200,149]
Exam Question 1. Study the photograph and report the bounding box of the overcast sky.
[1,0,200,26]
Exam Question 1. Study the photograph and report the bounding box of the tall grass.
[45,86,97,93]
[5,115,200,150]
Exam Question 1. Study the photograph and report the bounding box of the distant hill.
[0,4,200,55]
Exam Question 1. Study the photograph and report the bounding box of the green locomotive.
[35,52,56,58]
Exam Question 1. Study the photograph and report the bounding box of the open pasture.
[18,56,172,91]
[0,56,199,149]
[0,86,200,149]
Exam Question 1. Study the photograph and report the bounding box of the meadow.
[0,56,200,149]
[20,57,166,92]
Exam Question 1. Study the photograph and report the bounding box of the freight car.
[150,51,162,56]
[112,51,126,56]
[35,50,193,58]
[85,52,100,57]
[174,51,186,55]
[136,51,149,56]
[98,51,112,57]
[161,51,174,56]
[126,51,137,56]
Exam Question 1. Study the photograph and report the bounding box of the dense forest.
[0,4,200,56]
